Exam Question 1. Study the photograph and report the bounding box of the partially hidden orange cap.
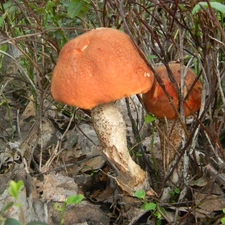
[142,63,202,119]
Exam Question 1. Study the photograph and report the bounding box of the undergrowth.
[0,0,225,224]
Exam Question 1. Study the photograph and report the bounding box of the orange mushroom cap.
[51,28,154,109]
[142,63,202,119]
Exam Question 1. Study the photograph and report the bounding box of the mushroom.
[51,28,154,195]
[142,63,202,184]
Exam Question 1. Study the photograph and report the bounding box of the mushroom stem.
[91,102,149,195]
[158,118,184,184]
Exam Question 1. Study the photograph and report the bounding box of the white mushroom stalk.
[51,28,155,195]
[92,103,148,194]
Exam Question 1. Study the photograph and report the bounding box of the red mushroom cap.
[142,63,202,119]
[51,28,154,109]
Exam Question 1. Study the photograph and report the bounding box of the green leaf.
[0,44,8,68]
[66,194,84,205]
[134,190,146,199]
[154,210,162,219]
[221,217,225,224]
[178,4,187,11]
[5,218,23,225]
[67,0,84,18]
[46,1,56,11]
[0,44,8,52]
[3,1,13,10]
[156,219,162,225]
[144,114,156,124]
[142,202,156,211]
[8,180,24,199]
[210,2,225,14]
[147,55,157,60]
[3,0,17,14]
[174,187,181,194]
[192,2,225,15]
[223,208,225,213]
[27,221,48,225]
[0,14,5,27]
[157,206,167,216]
[54,202,64,212]
[192,2,206,14]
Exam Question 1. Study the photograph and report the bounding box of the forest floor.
[1,66,225,225]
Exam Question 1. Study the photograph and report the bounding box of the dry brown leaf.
[35,172,79,202]
[193,192,225,218]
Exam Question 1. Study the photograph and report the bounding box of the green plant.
[3,180,25,225]
[144,114,162,189]
[0,180,48,225]
[8,180,24,200]
[169,187,181,203]
[135,190,166,225]
[54,194,84,225]
[221,208,225,224]
[144,114,156,124]
[192,1,225,15]
[0,0,224,224]
[0,180,84,225]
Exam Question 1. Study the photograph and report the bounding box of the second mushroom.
[142,63,202,184]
